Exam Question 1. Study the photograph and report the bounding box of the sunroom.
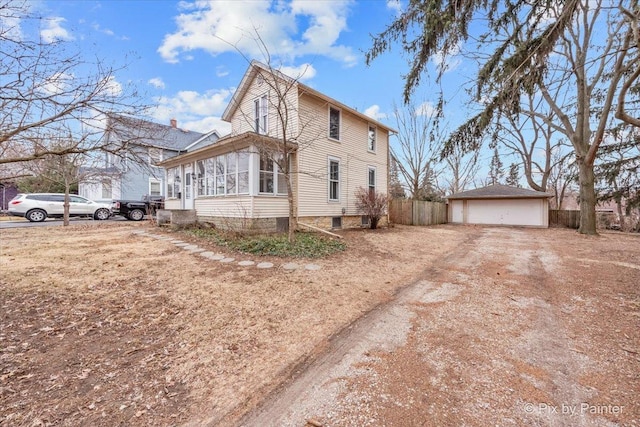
[159,132,296,231]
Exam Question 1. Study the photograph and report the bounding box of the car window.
[47,195,65,202]
[70,195,89,203]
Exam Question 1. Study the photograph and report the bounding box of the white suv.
[8,193,112,222]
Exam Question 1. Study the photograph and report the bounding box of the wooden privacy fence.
[389,199,448,226]
[549,209,580,229]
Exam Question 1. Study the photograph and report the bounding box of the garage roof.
[447,184,553,200]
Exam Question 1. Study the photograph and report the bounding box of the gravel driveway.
[239,227,639,427]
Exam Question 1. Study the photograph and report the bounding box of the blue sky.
[20,0,507,189]
[30,0,473,135]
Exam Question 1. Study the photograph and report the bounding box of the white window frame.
[254,95,268,135]
[259,153,288,196]
[149,178,162,196]
[328,156,340,202]
[328,106,341,141]
[166,167,180,199]
[368,166,376,193]
[368,124,377,152]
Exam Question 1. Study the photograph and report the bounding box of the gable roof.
[106,115,206,151]
[222,60,396,133]
[447,184,553,200]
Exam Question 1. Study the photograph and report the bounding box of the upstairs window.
[368,125,376,152]
[254,95,268,134]
[149,179,162,196]
[329,106,341,140]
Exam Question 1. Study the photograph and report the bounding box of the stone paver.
[256,262,274,269]
[135,233,322,271]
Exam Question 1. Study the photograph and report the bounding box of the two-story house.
[79,115,220,202]
[160,61,395,231]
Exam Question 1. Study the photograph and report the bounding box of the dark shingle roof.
[107,115,204,151]
[447,184,553,200]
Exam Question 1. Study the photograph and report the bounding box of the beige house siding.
[229,72,299,139]
[296,93,389,217]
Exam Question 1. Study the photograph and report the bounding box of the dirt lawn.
[1,224,638,426]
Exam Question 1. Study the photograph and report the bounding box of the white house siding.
[466,199,548,227]
[229,72,299,139]
[295,94,389,218]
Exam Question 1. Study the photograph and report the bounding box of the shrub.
[354,187,390,229]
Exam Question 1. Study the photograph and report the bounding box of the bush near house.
[355,187,390,230]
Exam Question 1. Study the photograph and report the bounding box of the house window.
[259,153,288,195]
[149,178,162,196]
[167,167,180,198]
[226,153,237,195]
[196,160,206,196]
[332,217,342,229]
[368,166,376,193]
[329,106,341,140]
[205,158,216,195]
[328,157,340,201]
[254,95,268,134]
[102,179,112,199]
[215,156,225,195]
[149,147,163,166]
[368,125,376,152]
[238,152,250,194]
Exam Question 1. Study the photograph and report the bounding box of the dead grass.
[0,222,466,426]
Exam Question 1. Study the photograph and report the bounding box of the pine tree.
[488,148,504,185]
[506,163,520,187]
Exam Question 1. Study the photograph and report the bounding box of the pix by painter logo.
[524,402,624,416]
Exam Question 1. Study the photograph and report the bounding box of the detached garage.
[447,184,553,228]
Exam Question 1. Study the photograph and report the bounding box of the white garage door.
[467,199,545,226]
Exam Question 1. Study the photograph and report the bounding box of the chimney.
[170,118,177,128]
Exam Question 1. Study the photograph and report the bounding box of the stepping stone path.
[133,230,321,272]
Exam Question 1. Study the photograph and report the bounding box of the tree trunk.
[577,160,597,235]
[286,175,297,244]
[63,183,70,226]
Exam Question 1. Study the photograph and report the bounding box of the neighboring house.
[160,60,395,231]
[0,182,19,210]
[79,116,220,202]
[447,184,553,228]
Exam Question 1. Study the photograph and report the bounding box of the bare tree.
[391,101,442,200]
[0,1,149,175]
[437,142,479,195]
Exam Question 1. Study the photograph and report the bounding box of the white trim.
[328,156,341,202]
[183,129,221,151]
[367,124,377,153]
[368,165,377,192]
[328,105,341,141]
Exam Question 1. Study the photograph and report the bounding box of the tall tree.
[366,0,640,235]
[505,163,520,187]
[488,148,504,185]
[391,101,442,200]
[0,1,148,175]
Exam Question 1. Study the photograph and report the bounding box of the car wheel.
[128,209,145,221]
[26,209,47,222]
[94,208,110,220]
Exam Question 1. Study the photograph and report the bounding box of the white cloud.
[99,76,123,97]
[364,104,387,121]
[149,88,233,135]
[415,101,436,117]
[386,0,402,15]
[148,77,166,89]
[216,66,229,77]
[92,23,115,36]
[432,42,462,73]
[41,17,74,43]
[158,0,356,66]
[40,72,74,95]
[279,63,316,81]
